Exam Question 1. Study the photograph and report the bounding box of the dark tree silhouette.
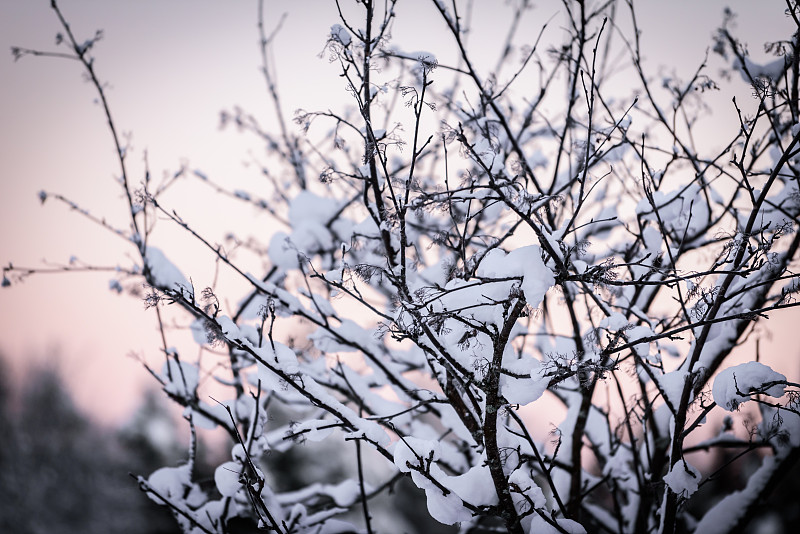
[0,356,180,534]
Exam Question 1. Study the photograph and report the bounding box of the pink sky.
[1,0,796,425]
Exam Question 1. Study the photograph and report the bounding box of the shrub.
[7,1,800,532]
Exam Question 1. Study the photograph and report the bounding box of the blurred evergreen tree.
[0,354,179,533]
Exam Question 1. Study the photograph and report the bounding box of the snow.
[712,361,786,411]
[289,419,336,442]
[656,369,689,408]
[475,245,555,308]
[508,468,546,509]
[635,183,709,237]
[626,325,655,358]
[185,399,229,430]
[268,232,298,269]
[515,248,556,307]
[189,318,208,345]
[436,402,479,444]
[190,500,227,534]
[393,437,497,524]
[330,24,351,47]
[325,479,361,507]
[214,461,243,497]
[663,459,701,497]
[33,4,799,532]
[694,455,779,534]
[290,190,341,227]
[734,56,787,82]
[776,410,800,448]
[216,315,241,340]
[421,478,472,525]
[161,358,198,398]
[308,319,378,354]
[442,461,498,507]
[475,248,510,277]
[144,246,189,289]
[265,191,348,267]
[599,312,628,331]
[147,463,192,503]
[315,519,360,533]
[500,355,549,405]
[529,516,587,534]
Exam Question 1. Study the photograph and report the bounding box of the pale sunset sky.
[1,0,796,424]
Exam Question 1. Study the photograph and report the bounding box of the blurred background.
[1,1,798,532]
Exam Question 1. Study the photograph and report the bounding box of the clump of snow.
[189,318,209,345]
[330,24,351,47]
[325,479,361,507]
[663,459,701,497]
[147,463,192,504]
[420,479,471,525]
[529,515,587,534]
[656,369,688,408]
[599,312,628,331]
[144,246,189,289]
[184,403,224,430]
[161,358,198,398]
[635,183,709,237]
[268,191,346,269]
[216,315,241,340]
[476,245,554,308]
[308,319,374,354]
[393,437,497,525]
[268,232,300,269]
[214,461,243,497]
[289,419,336,442]
[508,468,546,509]
[626,325,655,358]
[442,462,498,508]
[733,56,787,82]
[694,455,779,534]
[500,355,549,406]
[712,361,786,411]
[191,499,227,533]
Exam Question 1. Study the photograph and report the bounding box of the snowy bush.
[7,1,800,533]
